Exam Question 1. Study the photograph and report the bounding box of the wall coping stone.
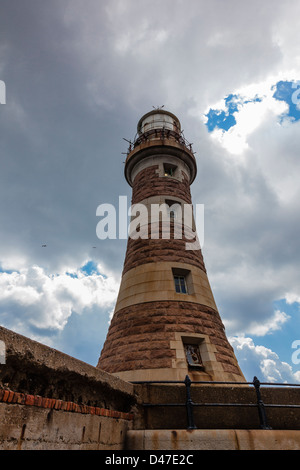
[0,326,136,411]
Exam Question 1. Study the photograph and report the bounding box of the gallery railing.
[124,125,195,156]
[131,376,300,430]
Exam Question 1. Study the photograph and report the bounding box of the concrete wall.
[126,429,300,451]
[0,401,131,450]
[0,326,137,450]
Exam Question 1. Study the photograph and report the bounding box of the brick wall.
[132,165,192,204]
[122,229,206,275]
[98,301,241,377]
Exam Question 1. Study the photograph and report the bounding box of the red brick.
[73,403,80,413]
[2,390,10,402]
[100,408,109,417]
[79,404,87,413]
[54,400,62,410]
[61,401,70,411]
[11,392,19,403]
[50,398,56,409]
[7,391,15,403]
[25,394,35,406]
[16,393,25,405]
[69,402,76,412]
[34,395,43,407]
[41,397,48,408]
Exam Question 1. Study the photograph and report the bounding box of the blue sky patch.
[205,93,262,133]
[0,266,16,275]
[66,271,78,279]
[205,107,237,132]
[252,298,300,369]
[80,260,101,276]
[272,80,300,122]
[66,261,99,278]
[204,81,300,134]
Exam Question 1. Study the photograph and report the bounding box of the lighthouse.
[97,109,245,383]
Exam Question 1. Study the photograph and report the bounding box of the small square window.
[164,163,177,177]
[172,268,193,295]
[174,275,187,294]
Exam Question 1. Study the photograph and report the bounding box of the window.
[164,163,177,177]
[172,267,193,295]
[174,275,187,294]
[184,343,204,369]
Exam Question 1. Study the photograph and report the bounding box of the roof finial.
[152,105,165,110]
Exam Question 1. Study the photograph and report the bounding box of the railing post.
[184,375,197,430]
[253,376,272,430]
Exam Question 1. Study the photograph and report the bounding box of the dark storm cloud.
[1,0,300,374]
[0,0,132,274]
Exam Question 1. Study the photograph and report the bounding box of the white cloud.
[246,310,290,336]
[230,336,300,383]
[0,266,119,334]
[285,293,300,305]
[205,79,289,155]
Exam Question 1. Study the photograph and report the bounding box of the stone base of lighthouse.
[97,261,245,383]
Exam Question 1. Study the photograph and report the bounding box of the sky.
[1,0,300,383]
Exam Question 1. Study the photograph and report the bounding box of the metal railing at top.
[124,126,195,157]
[131,375,300,430]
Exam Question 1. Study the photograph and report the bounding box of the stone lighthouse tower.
[97,109,245,383]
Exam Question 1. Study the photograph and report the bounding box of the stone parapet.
[0,326,134,408]
[0,326,137,450]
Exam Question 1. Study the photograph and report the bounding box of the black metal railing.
[131,376,300,430]
[124,126,195,156]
